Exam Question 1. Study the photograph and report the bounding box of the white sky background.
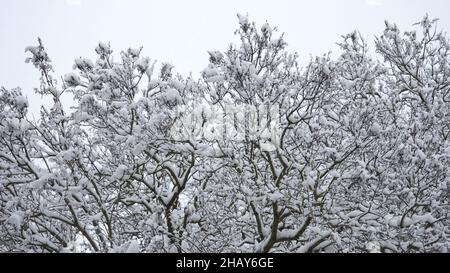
[1,0,450,117]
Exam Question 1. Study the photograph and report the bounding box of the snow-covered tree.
[0,14,448,253]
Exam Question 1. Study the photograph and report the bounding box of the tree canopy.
[0,14,449,253]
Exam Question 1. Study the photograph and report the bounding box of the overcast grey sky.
[1,0,450,116]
